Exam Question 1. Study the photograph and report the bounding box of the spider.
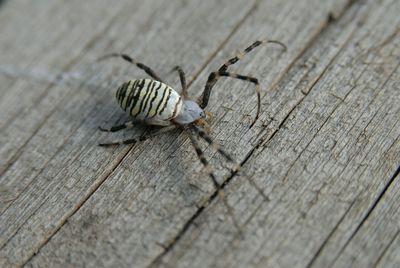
[98,39,286,202]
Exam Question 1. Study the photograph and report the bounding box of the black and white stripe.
[115,79,182,122]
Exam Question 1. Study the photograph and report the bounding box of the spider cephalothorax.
[98,39,286,205]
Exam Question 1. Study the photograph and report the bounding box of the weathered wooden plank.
[155,0,400,267]
[0,0,261,267]
[0,0,166,210]
[19,0,355,267]
[306,1,400,265]
[0,0,131,174]
[334,170,400,267]
[375,228,400,268]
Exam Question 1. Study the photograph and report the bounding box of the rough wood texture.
[0,0,399,267]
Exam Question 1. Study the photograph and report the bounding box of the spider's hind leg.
[97,53,163,82]
[98,120,135,132]
[171,66,187,98]
[98,138,139,147]
[98,125,175,147]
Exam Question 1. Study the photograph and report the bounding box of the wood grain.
[0,0,398,267]
[158,0,400,267]
[334,170,400,268]
[1,0,260,266]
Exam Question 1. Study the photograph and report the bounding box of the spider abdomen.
[116,79,182,121]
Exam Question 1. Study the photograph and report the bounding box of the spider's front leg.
[201,70,262,127]
[219,71,261,128]
[187,131,220,190]
[186,128,243,236]
[199,39,286,127]
[191,125,240,171]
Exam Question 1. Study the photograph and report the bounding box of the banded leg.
[191,125,240,172]
[171,66,187,97]
[187,130,243,235]
[98,121,135,132]
[200,39,286,116]
[205,71,261,128]
[97,53,163,82]
[98,125,175,147]
[218,39,287,73]
[188,131,220,190]
[192,125,268,202]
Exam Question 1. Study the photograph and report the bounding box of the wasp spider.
[98,39,286,214]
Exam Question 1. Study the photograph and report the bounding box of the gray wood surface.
[0,0,399,267]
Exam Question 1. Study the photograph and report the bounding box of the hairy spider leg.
[187,128,243,235]
[171,66,187,98]
[97,53,163,82]
[200,39,287,127]
[98,125,175,147]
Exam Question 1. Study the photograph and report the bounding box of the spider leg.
[206,71,261,128]
[143,119,172,126]
[187,131,220,189]
[98,125,175,147]
[99,118,171,133]
[171,66,187,98]
[98,120,135,132]
[98,138,139,147]
[219,39,287,73]
[191,125,240,172]
[97,53,163,82]
[187,129,243,235]
[199,39,286,123]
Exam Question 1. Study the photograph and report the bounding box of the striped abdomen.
[115,79,182,121]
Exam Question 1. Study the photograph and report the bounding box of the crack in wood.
[330,164,400,266]
[186,0,262,91]
[146,0,367,265]
[20,146,133,265]
[305,196,359,268]
[3,0,396,266]
[0,6,127,177]
[373,229,400,268]
[7,1,263,267]
[298,53,400,268]
[333,63,400,181]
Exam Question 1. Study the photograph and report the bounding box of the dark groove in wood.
[0,5,127,177]
[373,230,400,268]
[12,2,262,267]
[186,0,262,90]
[306,197,359,268]
[331,164,400,266]
[146,0,365,264]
